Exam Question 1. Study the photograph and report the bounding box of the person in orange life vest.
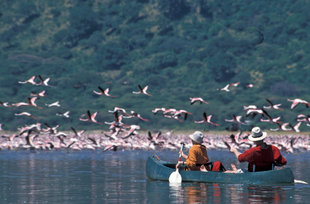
[230,127,287,172]
[176,131,226,171]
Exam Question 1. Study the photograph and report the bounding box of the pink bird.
[30,90,48,97]
[38,75,51,86]
[125,110,149,121]
[152,108,166,115]
[225,114,246,125]
[220,84,230,92]
[132,85,152,96]
[14,112,38,120]
[122,125,140,139]
[79,110,102,125]
[263,98,284,111]
[0,101,12,107]
[189,97,209,105]
[18,76,39,85]
[93,86,115,97]
[287,98,310,110]
[194,112,219,126]
[230,82,240,87]
[12,97,43,109]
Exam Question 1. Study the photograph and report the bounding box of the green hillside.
[0,0,309,131]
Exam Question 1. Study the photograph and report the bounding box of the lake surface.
[0,150,309,203]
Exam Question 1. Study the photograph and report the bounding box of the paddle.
[169,142,185,184]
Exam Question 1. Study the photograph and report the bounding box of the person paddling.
[176,131,226,171]
[230,127,287,172]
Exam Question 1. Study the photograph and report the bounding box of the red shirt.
[238,145,287,172]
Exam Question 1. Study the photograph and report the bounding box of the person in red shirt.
[230,127,287,172]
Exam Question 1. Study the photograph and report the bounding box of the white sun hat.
[248,127,267,141]
[189,131,204,144]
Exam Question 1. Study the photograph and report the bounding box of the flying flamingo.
[230,82,240,87]
[93,86,115,97]
[194,112,219,126]
[79,110,102,125]
[18,76,39,85]
[224,114,246,125]
[45,101,60,107]
[0,101,12,107]
[14,112,38,120]
[287,98,310,110]
[12,97,43,109]
[263,98,284,111]
[56,111,70,118]
[132,85,152,96]
[189,97,209,105]
[122,125,140,139]
[220,84,230,92]
[38,75,51,86]
[71,127,85,137]
[30,90,48,97]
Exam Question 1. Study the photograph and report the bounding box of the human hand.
[176,161,182,169]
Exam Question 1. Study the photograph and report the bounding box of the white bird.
[46,101,61,107]
[15,112,38,120]
[93,86,115,97]
[79,110,102,124]
[56,111,70,118]
[287,98,310,110]
[189,97,208,105]
[38,75,51,86]
[18,76,39,85]
[220,84,230,92]
[132,85,152,96]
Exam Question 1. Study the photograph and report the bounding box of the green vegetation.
[0,0,309,132]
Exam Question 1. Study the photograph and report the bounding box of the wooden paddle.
[169,143,185,184]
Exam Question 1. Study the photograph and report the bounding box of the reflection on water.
[0,150,309,203]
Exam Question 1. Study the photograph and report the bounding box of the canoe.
[146,156,294,185]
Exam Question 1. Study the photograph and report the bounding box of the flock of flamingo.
[0,75,309,153]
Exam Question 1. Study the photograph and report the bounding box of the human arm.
[272,146,287,166]
[176,160,186,169]
[230,147,241,159]
[179,150,188,159]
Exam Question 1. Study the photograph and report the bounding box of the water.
[0,150,309,203]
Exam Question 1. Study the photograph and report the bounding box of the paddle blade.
[169,169,182,184]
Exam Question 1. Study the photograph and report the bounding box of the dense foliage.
[0,0,309,132]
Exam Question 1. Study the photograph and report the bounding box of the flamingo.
[30,90,48,97]
[71,127,85,137]
[93,86,115,97]
[263,98,284,111]
[224,114,246,125]
[125,110,149,121]
[152,108,166,115]
[220,84,230,92]
[45,101,60,107]
[56,111,70,118]
[194,112,219,126]
[243,105,258,110]
[132,84,152,96]
[287,98,310,110]
[189,97,209,105]
[14,112,38,120]
[0,101,12,107]
[12,97,43,109]
[122,125,140,139]
[38,75,51,86]
[230,82,240,87]
[79,110,102,124]
[18,76,39,85]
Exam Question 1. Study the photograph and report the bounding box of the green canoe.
[146,156,294,185]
